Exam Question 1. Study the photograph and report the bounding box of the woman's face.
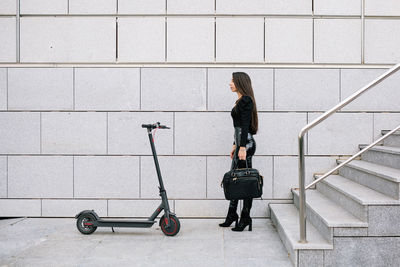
[230,78,237,92]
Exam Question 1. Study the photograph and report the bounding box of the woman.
[219,72,258,232]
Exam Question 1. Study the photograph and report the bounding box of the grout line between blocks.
[173,112,175,154]
[206,68,208,110]
[339,69,342,101]
[139,68,142,110]
[272,68,275,110]
[72,156,74,198]
[361,0,365,64]
[214,17,216,62]
[205,156,207,198]
[6,156,8,198]
[312,18,315,63]
[306,112,309,155]
[16,0,20,62]
[6,68,8,110]
[165,17,167,62]
[139,155,141,198]
[73,68,75,110]
[115,17,118,61]
[40,112,42,154]
[263,17,266,62]
[106,112,109,154]
[272,156,274,198]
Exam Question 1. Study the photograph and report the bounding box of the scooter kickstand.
[111,227,115,233]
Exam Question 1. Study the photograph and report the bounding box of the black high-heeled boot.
[219,206,239,227]
[231,216,252,231]
[232,199,253,231]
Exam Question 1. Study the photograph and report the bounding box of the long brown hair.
[232,72,258,135]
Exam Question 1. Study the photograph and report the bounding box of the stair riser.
[293,192,333,243]
[316,181,368,221]
[383,135,400,148]
[324,237,400,267]
[368,205,400,236]
[339,165,400,199]
[362,150,400,170]
[270,207,298,266]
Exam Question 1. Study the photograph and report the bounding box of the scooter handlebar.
[141,122,170,129]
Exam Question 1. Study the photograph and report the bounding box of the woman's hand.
[238,147,246,160]
[230,145,236,159]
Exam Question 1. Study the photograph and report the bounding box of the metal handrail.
[297,63,400,243]
[307,124,400,189]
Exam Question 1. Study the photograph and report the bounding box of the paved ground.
[0,217,292,267]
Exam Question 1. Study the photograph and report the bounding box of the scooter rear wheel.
[160,215,180,236]
[76,213,97,235]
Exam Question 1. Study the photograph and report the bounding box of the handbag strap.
[231,147,249,171]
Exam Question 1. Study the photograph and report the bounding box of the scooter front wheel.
[160,215,180,236]
[76,213,97,235]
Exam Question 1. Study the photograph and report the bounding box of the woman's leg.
[243,138,255,216]
[232,138,256,231]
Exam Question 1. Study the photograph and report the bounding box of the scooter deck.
[93,219,156,228]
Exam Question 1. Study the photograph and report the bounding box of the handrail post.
[298,131,307,243]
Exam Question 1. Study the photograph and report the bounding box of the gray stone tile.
[69,0,116,14]
[75,68,140,110]
[0,18,17,63]
[141,156,206,199]
[74,156,139,198]
[42,112,107,154]
[108,112,173,155]
[141,68,207,111]
[20,17,115,62]
[275,69,339,111]
[8,68,73,110]
[118,0,165,14]
[8,156,73,198]
[0,112,40,154]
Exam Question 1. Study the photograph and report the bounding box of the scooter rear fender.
[75,210,100,220]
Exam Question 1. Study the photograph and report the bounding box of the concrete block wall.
[0,1,399,218]
[1,0,400,63]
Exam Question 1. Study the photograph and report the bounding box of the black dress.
[229,95,256,213]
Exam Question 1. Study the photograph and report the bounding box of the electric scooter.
[75,122,180,236]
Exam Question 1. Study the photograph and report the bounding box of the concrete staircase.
[269,130,400,267]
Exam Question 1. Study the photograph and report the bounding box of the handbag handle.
[231,147,250,173]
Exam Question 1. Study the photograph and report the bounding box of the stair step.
[317,175,400,205]
[315,175,400,221]
[381,130,400,136]
[338,159,400,199]
[292,189,368,226]
[359,145,400,155]
[381,130,400,148]
[338,159,400,183]
[269,203,332,266]
[359,145,400,169]
[292,189,367,242]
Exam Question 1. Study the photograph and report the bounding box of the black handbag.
[221,153,263,200]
